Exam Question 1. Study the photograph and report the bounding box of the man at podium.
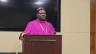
[19,7,56,41]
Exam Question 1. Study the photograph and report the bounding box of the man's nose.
[42,14,45,16]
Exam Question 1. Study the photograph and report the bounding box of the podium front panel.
[23,35,62,54]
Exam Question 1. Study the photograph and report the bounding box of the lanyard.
[39,23,47,34]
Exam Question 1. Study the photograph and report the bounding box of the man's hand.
[19,33,25,41]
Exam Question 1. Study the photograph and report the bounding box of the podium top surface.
[23,34,62,36]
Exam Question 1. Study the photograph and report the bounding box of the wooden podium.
[22,35,62,54]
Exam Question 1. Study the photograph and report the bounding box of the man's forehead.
[38,10,46,13]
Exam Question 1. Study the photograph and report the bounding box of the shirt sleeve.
[23,22,32,34]
[50,23,56,34]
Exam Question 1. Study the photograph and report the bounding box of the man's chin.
[40,19,46,21]
[40,18,46,21]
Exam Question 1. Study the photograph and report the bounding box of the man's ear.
[36,13,38,16]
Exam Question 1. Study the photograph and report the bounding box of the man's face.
[37,10,46,21]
